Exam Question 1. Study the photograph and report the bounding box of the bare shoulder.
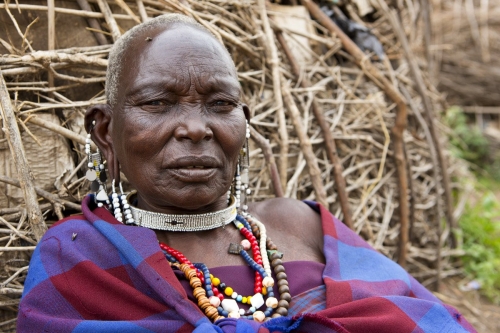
[247,198,324,263]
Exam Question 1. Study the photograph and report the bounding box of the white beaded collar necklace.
[126,193,237,232]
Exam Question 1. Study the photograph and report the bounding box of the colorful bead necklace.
[160,214,290,322]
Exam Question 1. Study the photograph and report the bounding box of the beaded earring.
[239,120,251,214]
[119,182,135,225]
[85,120,109,208]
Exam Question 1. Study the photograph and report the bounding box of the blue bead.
[207,290,214,297]
[268,291,274,297]
[236,295,242,302]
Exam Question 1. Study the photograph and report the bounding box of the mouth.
[183,166,210,169]
[166,156,220,169]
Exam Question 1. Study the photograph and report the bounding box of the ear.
[84,104,120,182]
[242,104,251,122]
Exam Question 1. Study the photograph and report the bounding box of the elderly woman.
[18,14,474,333]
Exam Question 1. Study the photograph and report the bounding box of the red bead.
[212,287,219,295]
[254,287,262,294]
[217,294,224,301]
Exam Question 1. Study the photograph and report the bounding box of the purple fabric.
[17,196,476,332]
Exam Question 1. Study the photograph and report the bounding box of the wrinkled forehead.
[122,24,237,80]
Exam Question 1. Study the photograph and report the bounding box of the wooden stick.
[300,0,410,266]
[0,72,47,242]
[0,4,134,20]
[21,114,96,149]
[249,126,284,197]
[275,30,353,228]
[115,0,141,24]
[136,0,149,22]
[47,0,56,96]
[0,175,81,212]
[76,0,109,45]
[281,80,329,208]
[96,0,121,42]
[0,51,108,67]
[257,0,288,193]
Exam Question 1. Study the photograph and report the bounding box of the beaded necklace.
[160,214,290,322]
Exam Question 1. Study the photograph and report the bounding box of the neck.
[135,192,230,215]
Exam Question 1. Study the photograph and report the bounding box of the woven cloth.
[17,196,475,332]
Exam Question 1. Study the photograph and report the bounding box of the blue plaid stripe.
[288,285,326,316]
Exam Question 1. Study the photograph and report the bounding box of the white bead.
[97,202,103,207]
[250,293,264,309]
[111,193,118,198]
[88,162,93,168]
[243,205,249,211]
[99,164,104,169]
[96,189,108,201]
[126,213,132,219]
[228,311,240,319]
[221,299,239,313]
[85,138,91,143]
[266,297,278,308]
[241,239,251,250]
[121,195,127,200]
[253,311,265,322]
[239,309,245,315]
[246,189,251,194]
[231,292,238,299]
[209,296,220,307]
[117,217,123,222]
[262,277,274,288]
[123,204,130,209]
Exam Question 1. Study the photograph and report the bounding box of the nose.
[173,110,213,143]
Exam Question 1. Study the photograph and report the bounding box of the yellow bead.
[242,297,247,304]
[210,274,214,279]
[212,277,220,287]
[247,296,252,304]
[224,287,233,296]
[262,287,267,296]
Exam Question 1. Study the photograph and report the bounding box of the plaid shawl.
[18,196,475,332]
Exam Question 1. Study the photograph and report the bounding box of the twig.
[0,71,47,241]
[281,79,328,208]
[96,0,121,42]
[301,0,410,267]
[276,29,353,228]
[0,175,81,212]
[136,0,149,22]
[257,0,288,193]
[115,0,141,24]
[249,126,283,197]
[0,4,134,20]
[76,0,109,45]
[384,4,456,255]
[22,114,96,149]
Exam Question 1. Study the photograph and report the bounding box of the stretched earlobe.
[84,104,120,181]
[242,104,251,121]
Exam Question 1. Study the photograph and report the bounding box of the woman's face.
[110,25,247,213]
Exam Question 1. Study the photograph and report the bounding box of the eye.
[145,100,166,106]
[213,100,232,107]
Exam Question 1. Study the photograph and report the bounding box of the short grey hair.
[106,13,225,108]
